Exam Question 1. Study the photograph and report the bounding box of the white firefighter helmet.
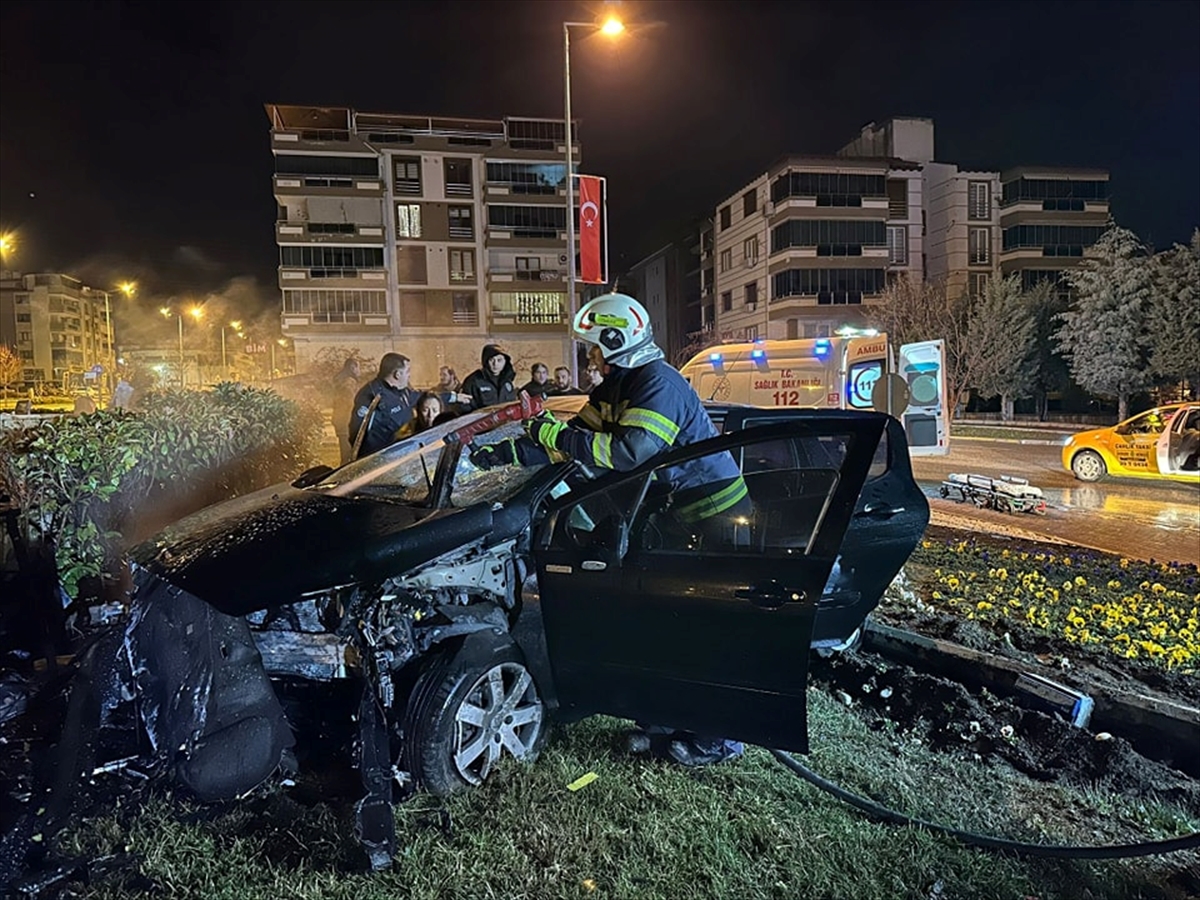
[572,293,663,367]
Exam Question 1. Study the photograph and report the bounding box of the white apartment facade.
[269,105,583,385]
[0,273,112,390]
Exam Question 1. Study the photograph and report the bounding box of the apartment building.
[707,119,1110,338]
[711,153,922,342]
[998,166,1111,293]
[0,272,112,390]
[924,163,1001,299]
[268,104,582,384]
[622,218,708,364]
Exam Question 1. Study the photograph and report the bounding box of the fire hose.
[769,748,1200,859]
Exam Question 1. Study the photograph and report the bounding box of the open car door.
[533,415,886,753]
[1156,405,1200,483]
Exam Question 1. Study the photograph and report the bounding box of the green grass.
[61,697,1199,900]
[952,424,1072,442]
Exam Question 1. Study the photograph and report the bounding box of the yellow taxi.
[1062,403,1200,483]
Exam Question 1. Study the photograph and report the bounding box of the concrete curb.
[862,620,1200,777]
[952,435,1066,447]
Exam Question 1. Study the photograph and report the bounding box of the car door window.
[634,433,852,557]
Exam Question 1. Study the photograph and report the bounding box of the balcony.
[278,267,388,287]
[274,175,383,197]
[275,222,385,243]
[489,291,567,331]
[487,268,565,286]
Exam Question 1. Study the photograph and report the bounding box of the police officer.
[474,292,750,766]
[349,352,419,458]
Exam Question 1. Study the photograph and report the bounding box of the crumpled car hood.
[132,482,494,616]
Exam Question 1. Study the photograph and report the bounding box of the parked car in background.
[111,395,928,868]
[1062,403,1200,483]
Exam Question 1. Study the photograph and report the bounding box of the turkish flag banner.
[578,175,604,284]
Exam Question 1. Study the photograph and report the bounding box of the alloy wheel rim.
[1075,453,1103,480]
[452,662,543,785]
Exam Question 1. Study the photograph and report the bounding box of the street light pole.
[177,314,184,389]
[221,326,227,376]
[563,21,577,386]
[562,15,624,386]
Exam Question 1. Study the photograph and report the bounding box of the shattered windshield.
[449,419,565,508]
[311,408,573,506]
[314,416,469,503]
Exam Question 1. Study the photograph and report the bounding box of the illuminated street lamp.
[562,10,624,381]
[105,281,136,398]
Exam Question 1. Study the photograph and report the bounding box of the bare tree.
[0,345,22,401]
[867,276,984,415]
[967,276,1042,420]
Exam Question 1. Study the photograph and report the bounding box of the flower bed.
[895,530,1199,686]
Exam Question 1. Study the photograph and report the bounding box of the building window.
[887,225,908,265]
[772,268,887,305]
[487,205,566,238]
[282,289,387,322]
[485,161,567,194]
[968,273,990,297]
[280,246,385,276]
[743,190,757,217]
[307,223,357,235]
[453,291,479,325]
[449,205,474,239]
[744,325,759,341]
[1001,177,1109,207]
[719,248,732,272]
[276,155,377,178]
[721,291,733,312]
[772,220,887,255]
[719,205,731,231]
[444,158,473,196]
[18,331,31,343]
[969,227,991,265]
[450,248,476,282]
[744,236,759,265]
[968,181,990,220]
[1002,224,1105,256]
[395,157,422,195]
[491,291,565,325]
[16,313,31,323]
[771,172,887,206]
[887,180,908,218]
[397,203,423,238]
[745,282,758,307]
[515,257,543,280]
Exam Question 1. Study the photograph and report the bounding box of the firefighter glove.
[470,439,519,470]
[525,413,567,453]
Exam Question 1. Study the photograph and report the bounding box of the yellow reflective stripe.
[592,432,614,468]
[619,407,680,445]
[677,476,749,522]
[577,404,603,429]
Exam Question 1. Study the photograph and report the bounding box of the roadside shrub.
[0,384,324,596]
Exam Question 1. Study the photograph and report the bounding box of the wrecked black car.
[108,397,928,867]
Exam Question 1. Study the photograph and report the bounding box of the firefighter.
[471,292,750,766]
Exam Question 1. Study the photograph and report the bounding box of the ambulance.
[680,332,950,456]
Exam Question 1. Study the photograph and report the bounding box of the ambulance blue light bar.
[814,339,832,359]
[750,348,770,372]
[709,352,725,376]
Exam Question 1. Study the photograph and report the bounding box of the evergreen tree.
[1147,229,1200,396]
[967,275,1039,420]
[1054,224,1153,420]
[1026,281,1072,421]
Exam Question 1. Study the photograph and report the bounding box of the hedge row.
[0,383,325,596]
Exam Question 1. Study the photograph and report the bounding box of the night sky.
[1,0,1197,320]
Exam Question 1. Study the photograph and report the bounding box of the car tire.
[402,637,546,797]
[1071,450,1107,482]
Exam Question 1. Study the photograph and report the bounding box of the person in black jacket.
[520,362,553,400]
[461,344,517,409]
[348,352,420,458]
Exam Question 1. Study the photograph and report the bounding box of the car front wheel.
[1071,450,1107,482]
[403,637,546,796]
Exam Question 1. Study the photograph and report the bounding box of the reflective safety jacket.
[556,359,747,522]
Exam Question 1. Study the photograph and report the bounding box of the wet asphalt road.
[911,437,1200,566]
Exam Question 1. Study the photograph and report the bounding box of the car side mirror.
[293,465,334,488]
[589,514,629,563]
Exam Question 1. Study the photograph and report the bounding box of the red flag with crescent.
[578,175,604,284]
